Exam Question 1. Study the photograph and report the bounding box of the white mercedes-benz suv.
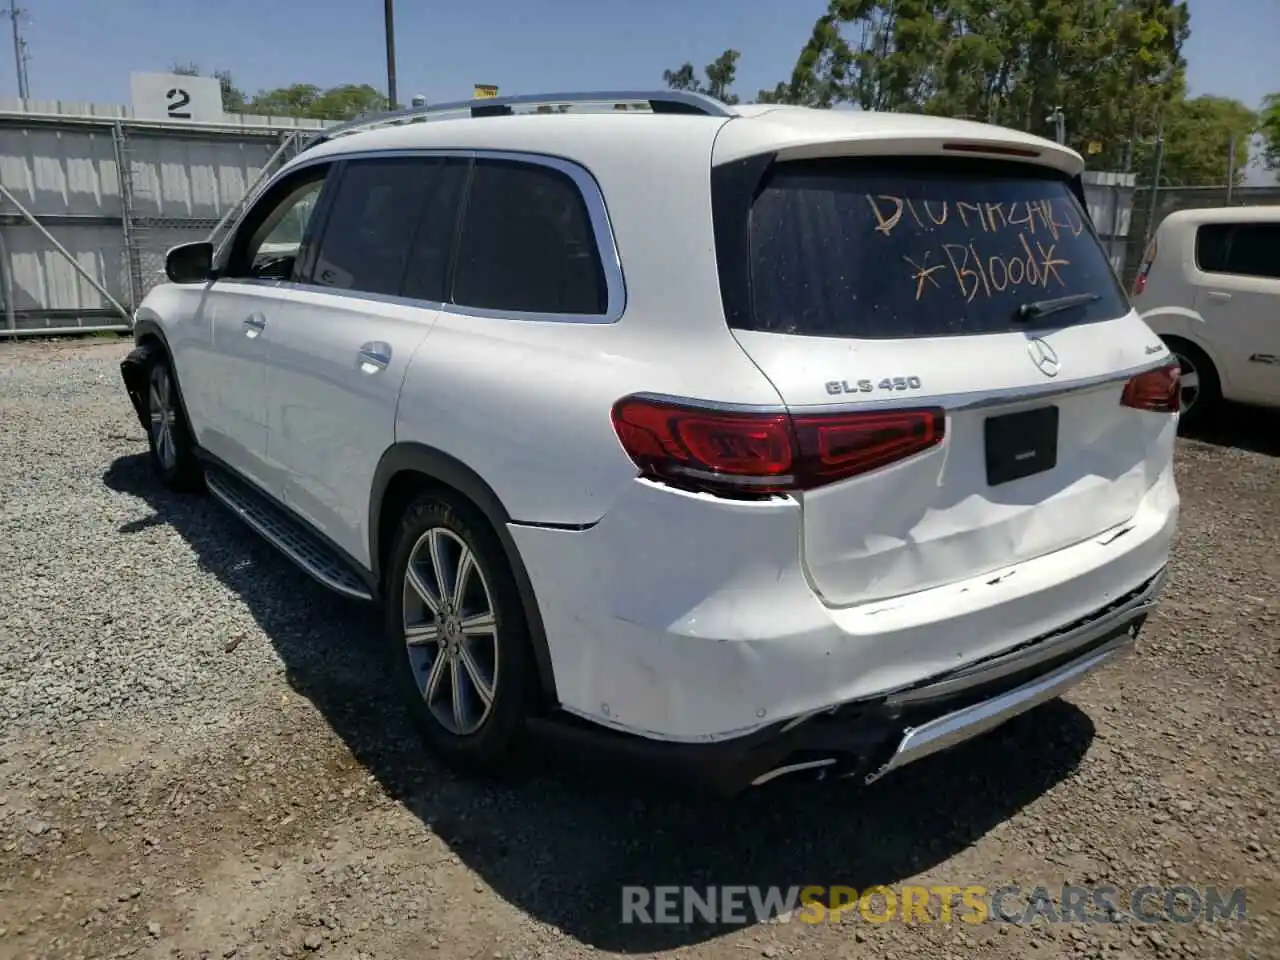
[120,90,1180,794]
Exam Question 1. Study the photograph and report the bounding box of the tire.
[145,353,202,491]
[1163,337,1220,427]
[384,489,535,774]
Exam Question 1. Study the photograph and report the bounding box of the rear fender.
[369,442,560,709]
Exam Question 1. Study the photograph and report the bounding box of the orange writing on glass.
[922,201,949,226]
[942,244,984,303]
[1025,234,1070,288]
[956,202,990,232]
[867,195,904,236]
[909,231,1073,302]
[987,254,1010,292]
[903,254,947,301]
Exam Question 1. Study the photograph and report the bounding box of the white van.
[1133,205,1280,421]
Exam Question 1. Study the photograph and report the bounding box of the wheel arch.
[1156,331,1226,396]
[1140,308,1226,381]
[119,317,177,433]
[369,442,559,709]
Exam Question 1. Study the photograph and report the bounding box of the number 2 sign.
[165,87,193,119]
[129,72,223,123]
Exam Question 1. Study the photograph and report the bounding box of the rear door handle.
[357,341,391,372]
[243,313,267,338]
[1206,291,1232,303]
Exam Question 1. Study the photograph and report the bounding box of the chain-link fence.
[1121,183,1280,288]
[0,104,327,336]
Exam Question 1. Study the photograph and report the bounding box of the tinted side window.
[1224,224,1280,279]
[310,158,442,297]
[400,158,468,302]
[1195,224,1231,273]
[452,159,607,315]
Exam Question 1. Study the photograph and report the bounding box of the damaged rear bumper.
[528,568,1164,795]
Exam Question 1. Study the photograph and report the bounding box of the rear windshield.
[741,158,1128,338]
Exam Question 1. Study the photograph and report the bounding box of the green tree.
[662,63,700,92]
[168,64,387,120]
[1260,93,1280,170]
[243,82,387,121]
[661,49,742,104]
[169,62,247,113]
[243,83,324,117]
[1138,94,1257,186]
[759,0,1191,166]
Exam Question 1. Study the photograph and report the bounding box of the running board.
[204,467,374,602]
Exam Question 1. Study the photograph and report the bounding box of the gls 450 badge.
[826,376,923,396]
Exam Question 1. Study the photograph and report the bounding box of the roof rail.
[306,90,737,148]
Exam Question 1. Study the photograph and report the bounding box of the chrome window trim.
[214,147,627,325]
[212,278,448,316]
[626,354,1178,416]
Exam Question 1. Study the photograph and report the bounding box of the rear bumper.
[510,467,1178,744]
[528,568,1160,794]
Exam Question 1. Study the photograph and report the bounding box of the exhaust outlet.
[750,758,838,786]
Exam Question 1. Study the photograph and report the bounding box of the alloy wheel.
[1174,350,1200,415]
[402,527,500,736]
[148,365,178,470]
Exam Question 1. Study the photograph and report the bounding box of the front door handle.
[1206,291,1232,303]
[357,341,391,373]
[243,313,267,338]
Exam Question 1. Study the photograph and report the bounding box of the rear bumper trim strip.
[882,566,1165,707]
[864,627,1137,784]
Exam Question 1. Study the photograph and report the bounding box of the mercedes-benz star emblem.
[1028,338,1061,378]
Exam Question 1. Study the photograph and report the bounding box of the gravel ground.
[0,337,1277,960]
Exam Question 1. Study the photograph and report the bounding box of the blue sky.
[9,0,1277,108]
[5,0,1278,178]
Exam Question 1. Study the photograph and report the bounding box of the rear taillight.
[610,396,945,496]
[1120,363,1180,413]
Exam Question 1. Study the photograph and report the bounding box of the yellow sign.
[474,84,499,99]
[1087,140,1102,155]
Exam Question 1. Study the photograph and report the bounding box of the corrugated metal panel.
[0,125,122,215]
[4,223,129,310]
[0,111,324,331]
[126,134,275,219]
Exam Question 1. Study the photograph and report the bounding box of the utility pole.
[383,0,397,111]
[1225,134,1237,205]
[1142,115,1166,250]
[1045,106,1066,145]
[8,0,30,100]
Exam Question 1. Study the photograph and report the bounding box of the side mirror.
[165,241,215,284]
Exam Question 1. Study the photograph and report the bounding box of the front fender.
[119,340,163,434]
